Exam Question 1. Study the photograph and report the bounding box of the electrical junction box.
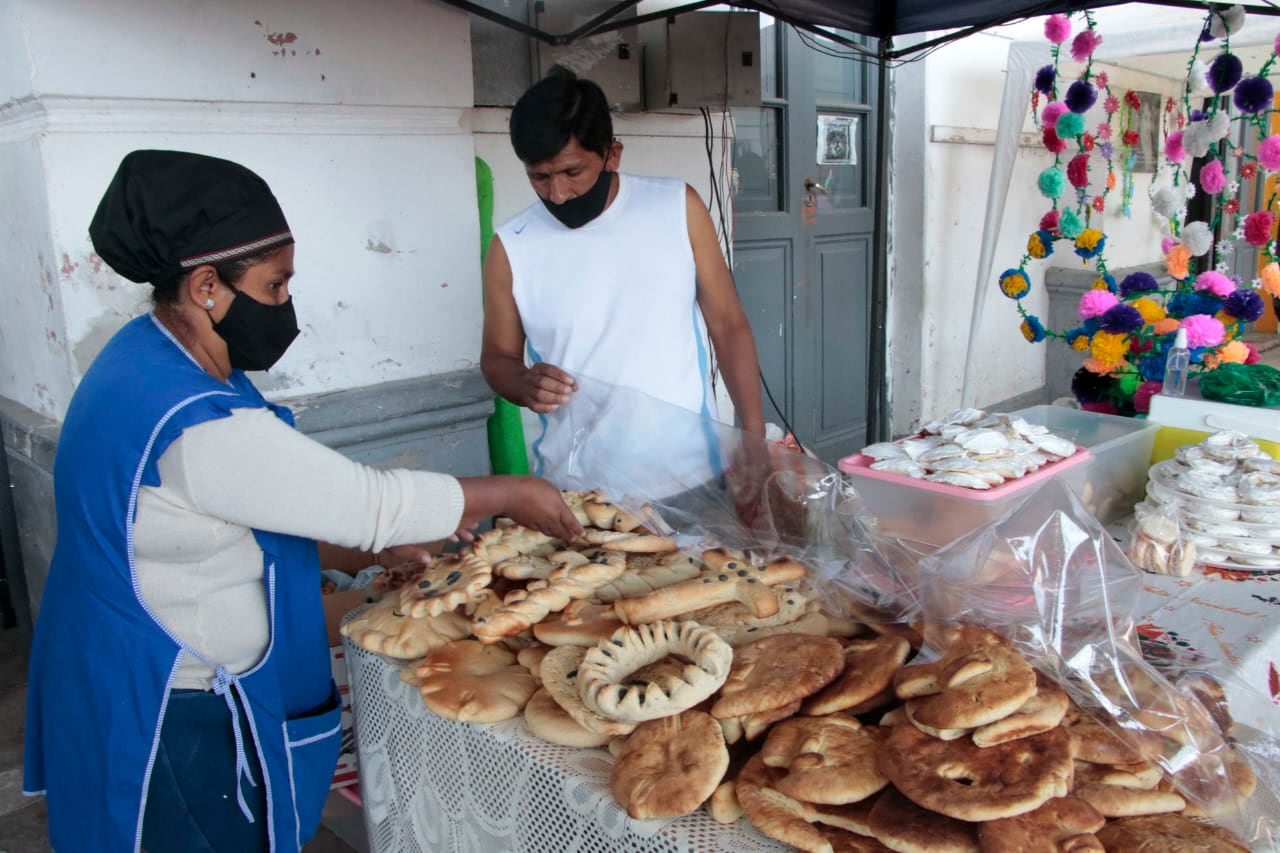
[534,0,643,112]
[639,11,761,111]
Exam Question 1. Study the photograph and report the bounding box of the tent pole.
[868,31,893,442]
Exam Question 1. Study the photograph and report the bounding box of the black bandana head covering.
[89,150,293,285]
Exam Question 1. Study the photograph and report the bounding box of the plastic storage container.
[838,448,1092,547]
[1011,405,1160,524]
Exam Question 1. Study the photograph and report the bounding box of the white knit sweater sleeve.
[156,407,466,551]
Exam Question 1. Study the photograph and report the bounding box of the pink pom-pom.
[1082,401,1120,415]
[1199,159,1227,194]
[1067,154,1090,188]
[1045,14,1071,44]
[1042,101,1068,127]
[1244,210,1275,247]
[1180,314,1226,348]
[1259,135,1280,171]
[1194,270,1235,297]
[1245,342,1261,364]
[1275,32,1280,56]
[1039,209,1060,234]
[1079,289,1119,319]
[1164,131,1186,164]
[1133,380,1163,414]
[1161,236,1178,254]
[1071,30,1103,62]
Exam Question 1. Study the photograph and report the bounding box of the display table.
[342,637,789,853]
[1135,568,1280,733]
[342,562,1280,853]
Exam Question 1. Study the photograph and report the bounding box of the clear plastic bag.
[916,479,1279,847]
[1128,502,1198,576]
[539,377,1278,847]
[537,374,918,623]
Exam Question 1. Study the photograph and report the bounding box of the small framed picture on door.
[818,115,857,165]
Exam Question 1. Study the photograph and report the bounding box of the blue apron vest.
[24,314,341,852]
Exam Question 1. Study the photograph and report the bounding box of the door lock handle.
[804,177,828,194]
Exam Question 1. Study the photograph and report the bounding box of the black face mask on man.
[213,291,300,372]
[541,169,613,229]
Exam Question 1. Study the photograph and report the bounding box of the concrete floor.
[0,626,364,853]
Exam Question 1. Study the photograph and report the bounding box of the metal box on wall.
[640,11,761,110]
[534,0,643,112]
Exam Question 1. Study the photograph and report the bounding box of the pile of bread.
[341,491,1259,852]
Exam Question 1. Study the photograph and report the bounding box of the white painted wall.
[0,0,722,424]
[915,15,1186,420]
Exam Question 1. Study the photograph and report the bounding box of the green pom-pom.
[1038,167,1066,200]
[1117,372,1140,396]
[1058,208,1084,239]
[1055,111,1086,138]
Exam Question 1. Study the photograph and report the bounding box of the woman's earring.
[204,298,215,310]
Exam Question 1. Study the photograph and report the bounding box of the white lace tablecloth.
[342,636,789,853]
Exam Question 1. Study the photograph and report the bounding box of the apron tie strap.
[211,666,258,823]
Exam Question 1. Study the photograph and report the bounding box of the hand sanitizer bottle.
[1163,327,1190,398]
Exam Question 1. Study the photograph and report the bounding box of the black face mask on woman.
[541,170,613,229]
[213,291,300,372]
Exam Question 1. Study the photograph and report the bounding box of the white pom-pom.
[1207,111,1231,142]
[1182,122,1212,159]
[1209,5,1246,39]
[1188,60,1213,96]
[1151,185,1182,218]
[1181,221,1214,256]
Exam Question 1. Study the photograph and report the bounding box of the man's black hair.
[509,67,613,165]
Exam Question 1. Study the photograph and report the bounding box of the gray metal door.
[730,22,877,465]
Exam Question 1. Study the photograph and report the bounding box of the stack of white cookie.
[340,493,1262,851]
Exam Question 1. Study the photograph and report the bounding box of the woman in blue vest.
[23,150,582,852]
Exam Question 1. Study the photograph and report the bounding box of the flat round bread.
[523,688,610,748]
[877,721,1073,822]
[893,626,1037,730]
[736,753,832,853]
[1094,814,1249,852]
[762,716,889,805]
[976,796,1105,853]
[609,710,729,819]
[803,634,911,716]
[416,640,537,723]
[867,787,978,853]
[1073,782,1186,818]
[971,670,1069,747]
[712,634,845,719]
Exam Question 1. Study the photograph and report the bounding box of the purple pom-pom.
[1209,52,1243,93]
[1118,271,1159,297]
[1099,304,1145,334]
[1234,77,1274,114]
[1065,80,1098,114]
[1190,109,1206,122]
[1224,288,1265,322]
[1035,65,1056,96]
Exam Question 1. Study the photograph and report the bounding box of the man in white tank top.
[482,69,765,497]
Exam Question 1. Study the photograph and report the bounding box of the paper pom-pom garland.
[997,7,1279,416]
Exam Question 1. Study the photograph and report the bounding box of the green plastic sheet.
[476,157,530,475]
[1198,362,1280,408]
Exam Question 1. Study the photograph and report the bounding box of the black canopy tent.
[444,0,1280,441]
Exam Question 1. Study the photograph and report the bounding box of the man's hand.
[726,435,774,531]
[515,363,577,413]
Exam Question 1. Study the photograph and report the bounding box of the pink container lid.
[838,446,1093,501]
